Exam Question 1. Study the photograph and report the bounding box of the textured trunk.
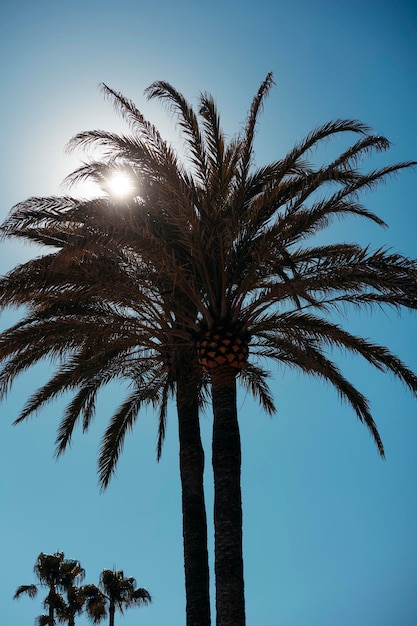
[177,368,211,626]
[211,365,245,626]
[109,601,115,626]
[48,588,55,626]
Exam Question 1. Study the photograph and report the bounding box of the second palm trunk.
[211,366,245,626]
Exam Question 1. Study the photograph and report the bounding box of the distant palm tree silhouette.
[14,552,85,626]
[84,569,151,626]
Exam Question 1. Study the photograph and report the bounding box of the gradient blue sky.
[1,1,416,625]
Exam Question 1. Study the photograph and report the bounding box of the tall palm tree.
[60,75,417,626]
[67,75,417,626]
[84,569,151,626]
[3,75,417,626]
[14,552,85,626]
[0,84,270,626]
[141,75,417,626]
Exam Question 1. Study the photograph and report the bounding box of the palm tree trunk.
[109,601,115,626]
[48,589,55,626]
[211,365,245,626]
[177,367,211,626]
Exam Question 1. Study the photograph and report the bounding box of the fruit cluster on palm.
[14,552,151,626]
[2,74,417,626]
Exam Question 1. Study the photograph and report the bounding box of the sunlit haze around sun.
[107,172,135,198]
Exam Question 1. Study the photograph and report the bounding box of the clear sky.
[1,1,416,625]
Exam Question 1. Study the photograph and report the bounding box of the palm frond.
[98,374,167,489]
[262,337,384,456]
[130,587,152,605]
[145,80,208,185]
[239,363,276,415]
[53,384,100,456]
[259,312,417,397]
[284,119,372,166]
[101,83,170,157]
[14,584,38,599]
[156,377,171,461]
[198,92,225,179]
[238,72,275,181]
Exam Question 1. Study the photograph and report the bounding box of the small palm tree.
[55,584,87,626]
[84,569,151,626]
[14,552,85,626]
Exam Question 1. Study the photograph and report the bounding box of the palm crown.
[84,569,151,626]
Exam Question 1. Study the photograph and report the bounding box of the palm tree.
[0,194,211,625]
[140,75,417,626]
[0,82,271,626]
[14,552,85,626]
[3,75,417,626]
[55,584,87,626]
[66,75,417,626]
[62,76,417,626]
[84,569,151,626]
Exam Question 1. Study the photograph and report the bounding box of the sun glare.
[107,172,135,198]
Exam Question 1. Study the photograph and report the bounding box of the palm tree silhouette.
[55,584,87,626]
[0,82,271,626]
[3,74,417,626]
[14,552,85,626]
[63,74,417,625]
[0,190,211,626]
[140,75,417,626]
[84,569,151,626]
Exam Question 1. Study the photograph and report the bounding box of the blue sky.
[1,1,416,625]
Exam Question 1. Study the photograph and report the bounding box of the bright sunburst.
[107,172,135,198]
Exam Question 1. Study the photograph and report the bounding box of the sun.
[107,172,135,198]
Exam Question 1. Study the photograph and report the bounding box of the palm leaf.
[14,584,38,599]
[98,373,167,489]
